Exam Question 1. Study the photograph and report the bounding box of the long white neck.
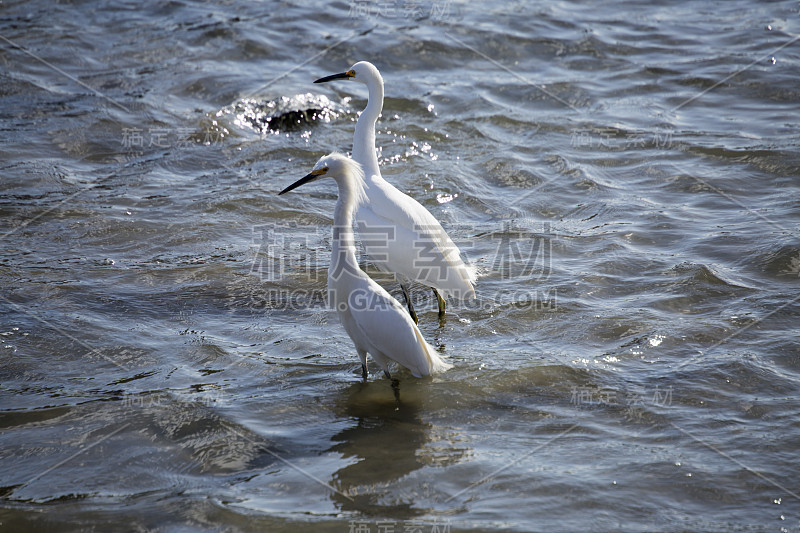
[330,171,366,280]
[352,75,384,182]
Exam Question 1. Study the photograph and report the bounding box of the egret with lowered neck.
[278,152,452,379]
[314,61,475,324]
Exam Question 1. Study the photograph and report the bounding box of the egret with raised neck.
[314,61,475,324]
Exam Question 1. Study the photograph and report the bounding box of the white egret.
[278,152,452,379]
[314,61,475,323]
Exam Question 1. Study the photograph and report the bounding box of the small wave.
[761,245,800,279]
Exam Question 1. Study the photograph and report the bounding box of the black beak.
[314,71,351,84]
[278,172,320,195]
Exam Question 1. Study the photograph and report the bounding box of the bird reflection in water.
[328,379,431,519]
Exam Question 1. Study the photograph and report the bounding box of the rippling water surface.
[2,1,799,531]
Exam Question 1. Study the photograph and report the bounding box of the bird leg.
[400,284,419,325]
[361,363,368,379]
[390,378,400,402]
[383,369,392,380]
[432,288,446,320]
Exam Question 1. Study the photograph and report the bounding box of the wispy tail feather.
[411,328,452,375]
[426,344,453,374]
